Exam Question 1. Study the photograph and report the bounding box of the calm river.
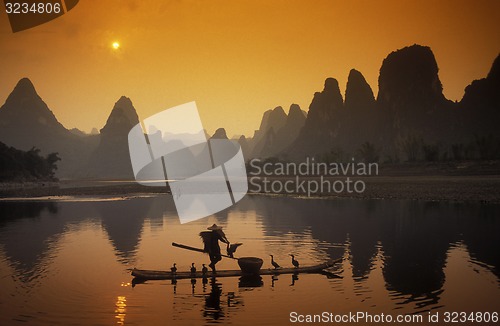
[0,195,499,325]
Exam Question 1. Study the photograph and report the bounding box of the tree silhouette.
[0,142,60,181]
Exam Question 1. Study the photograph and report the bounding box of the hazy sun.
[112,42,120,50]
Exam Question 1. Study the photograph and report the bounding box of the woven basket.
[237,257,263,274]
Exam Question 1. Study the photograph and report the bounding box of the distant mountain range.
[83,96,139,179]
[249,44,500,162]
[250,104,307,158]
[0,44,498,179]
[0,80,138,179]
[0,78,95,177]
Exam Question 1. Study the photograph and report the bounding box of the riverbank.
[0,180,169,198]
[0,161,499,203]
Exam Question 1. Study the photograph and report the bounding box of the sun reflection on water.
[115,296,127,325]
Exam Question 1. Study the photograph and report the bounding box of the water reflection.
[202,276,208,292]
[0,201,58,225]
[0,195,499,325]
[191,278,197,294]
[204,278,223,320]
[0,201,63,283]
[271,274,279,287]
[246,196,500,301]
[114,295,127,325]
[290,273,299,286]
[239,275,263,288]
[0,196,179,279]
[97,200,148,264]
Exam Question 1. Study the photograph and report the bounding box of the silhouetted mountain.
[276,104,307,153]
[254,104,307,159]
[341,69,379,152]
[238,135,252,159]
[284,104,307,132]
[305,78,344,134]
[283,45,500,162]
[377,45,457,148]
[2,45,498,177]
[0,78,67,135]
[69,128,87,137]
[251,106,288,158]
[286,72,379,160]
[459,54,500,138]
[264,106,288,131]
[251,111,269,145]
[254,127,277,158]
[210,128,228,139]
[287,78,344,159]
[345,69,376,112]
[84,96,139,179]
[0,78,94,176]
[378,45,447,108]
[251,106,287,146]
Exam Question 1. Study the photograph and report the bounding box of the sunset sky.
[0,0,499,137]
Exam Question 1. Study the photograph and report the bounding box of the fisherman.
[199,224,230,272]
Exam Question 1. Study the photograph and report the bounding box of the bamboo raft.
[131,258,342,280]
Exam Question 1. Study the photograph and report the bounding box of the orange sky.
[0,0,499,137]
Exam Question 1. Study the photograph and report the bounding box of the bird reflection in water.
[191,278,197,294]
[202,276,208,292]
[171,278,177,294]
[271,275,279,287]
[290,273,299,286]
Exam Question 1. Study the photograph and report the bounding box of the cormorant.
[202,264,208,275]
[171,263,177,274]
[227,243,243,258]
[270,255,281,269]
[290,254,299,268]
[190,263,196,274]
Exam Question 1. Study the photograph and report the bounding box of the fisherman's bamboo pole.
[172,242,238,260]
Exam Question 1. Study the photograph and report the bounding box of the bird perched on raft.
[190,263,196,274]
[226,243,243,258]
[270,255,281,269]
[171,263,177,274]
[202,264,208,275]
[290,254,299,268]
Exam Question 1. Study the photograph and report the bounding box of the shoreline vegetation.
[0,161,499,203]
[0,142,60,182]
